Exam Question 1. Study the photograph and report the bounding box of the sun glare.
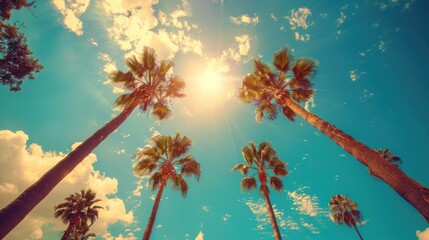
[197,68,223,95]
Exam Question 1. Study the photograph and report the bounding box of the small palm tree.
[134,133,201,240]
[54,189,103,240]
[0,47,186,237]
[231,141,288,240]
[329,194,364,240]
[238,47,429,222]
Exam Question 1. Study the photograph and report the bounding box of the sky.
[1,0,429,239]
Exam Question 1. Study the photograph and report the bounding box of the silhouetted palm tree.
[0,47,186,238]
[134,133,201,240]
[238,47,429,222]
[329,194,363,240]
[232,141,288,240]
[54,189,102,240]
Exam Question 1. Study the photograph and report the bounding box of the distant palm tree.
[329,194,364,240]
[238,47,429,222]
[231,141,288,240]
[54,189,103,240]
[134,133,201,240]
[0,47,186,238]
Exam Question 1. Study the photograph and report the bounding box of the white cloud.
[270,13,277,21]
[102,232,138,240]
[132,179,144,197]
[286,7,312,30]
[287,189,321,217]
[245,198,290,235]
[0,130,134,239]
[337,11,346,27]
[89,37,98,46]
[51,0,90,36]
[202,206,210,213]
[195,230,204,240]
[417,227,429,240]
[223,214,231,222]
[294,32,310,42]
[235,35,250,55]
[230,14,259,25]
[378,40,387,52]
[304,97,316,112]
[350,69,358,81]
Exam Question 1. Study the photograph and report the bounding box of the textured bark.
[0,101,139,238]
[278,96,429,223]
[261,184,282,240]
[142,181,166,240]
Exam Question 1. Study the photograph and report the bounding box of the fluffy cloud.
[0,130,134,239]
[286,7,312,30]
[230,14,259,25]
[51,0,90,36]
[102,0,201,59]
[287,189,321,217]
[417,227,429,240]
[337,11,346,28]
[235,35,250,56]
[245,198,288,235]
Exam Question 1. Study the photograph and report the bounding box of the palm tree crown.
[134,133,201,197]
[329,194,364,240]
[54,189,103,240]
[374,148,401,167]
[111,46,186,120]
[238,47,317,122]
[232,141,288,193]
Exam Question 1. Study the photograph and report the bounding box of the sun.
[197,68,223,95]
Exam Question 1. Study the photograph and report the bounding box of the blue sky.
[1,0,429,239]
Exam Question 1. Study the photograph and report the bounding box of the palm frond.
[240,177,257,192]
[180,156,201,180]
[126,55,144,79]
[149,172,163,191]
[142,46,156,71]
[133,159,157,176]
[171,133,192,159]
[167,75,186,98]
[292,58,318,80]
[282,105,296,121]
[151,101,172,120]
[273,166,288,177]
[114,92,135,109]
[109,71,136,91]
[269,176,284,191]
[273,48,291,72]
[253,59,271,75]
[231,163,249,176]
[291,88,315,103]
[170,174,189,197]
[241,146,254,165]
[159,60,173,76]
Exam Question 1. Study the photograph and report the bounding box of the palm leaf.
[149,172,163,190]
[269,176,284,191]
[291,88,315,103]
[151,102,172,120]
[240,177,257,192]
[170,174,188,197]
[241,146,254,165]
[292,58,318,80]
[273,166,288,177]
[282,105,296,121]
[180,156,201,180]
[273,48,291,72]
[142,46,156,71]
[126,55,144,79]
[253,59,271,75]
[231,163,249,176]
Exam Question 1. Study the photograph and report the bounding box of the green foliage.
[232,141,288,194]
[329,194,362,227]
[110,47,185,120]
[0,22,42,91]
[239,47,318,122]
[134,133,200,198]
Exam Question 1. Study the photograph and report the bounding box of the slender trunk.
[352,222,363,240]
[142,181,166,240]
[61,222,75,240]
[0,101,139,238]
[279,97,429,222]
[261,184,282,240]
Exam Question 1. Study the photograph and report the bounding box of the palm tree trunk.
[352,222,363,240]
[0,101,139,238]
[142,181,166,240]
[261,185,282,240]
[61,222,75,240]
[279,97,429,223]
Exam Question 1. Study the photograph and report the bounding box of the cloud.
[417,227,429,240]
[245,198,289,235]
[286,7,312,30]
[102,232,138,240]
[350,69,358,81]
[270,13,277,21]
[102,0,201,59]
[234,35,250,55]
[202,206,210,213]
[287,189,322,217]
[304,97,316,112]
[223,214,231,222]
[294,32,310,42]
[132,179,144,197]
[195,230,204,240]
[0,130,134,239]
[230,14,259,25]
[337,11,346,27]
[89,37,98,46]
[51,0,90,36]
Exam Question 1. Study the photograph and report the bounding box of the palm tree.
[370,148,401,176]
[0,47,186,238]
[329,194,364,240]
[231,141,288,240]
[54,189,103,240]
[238,47,429,222]
[134,133,201,240]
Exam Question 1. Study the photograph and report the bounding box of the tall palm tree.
[134,133,201,240]
[0,47,186,238]
[370,148,401,176]
[54,189,103,240]
[329,194,364,240]
[238,47,429,222]
[231,141,288,240]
